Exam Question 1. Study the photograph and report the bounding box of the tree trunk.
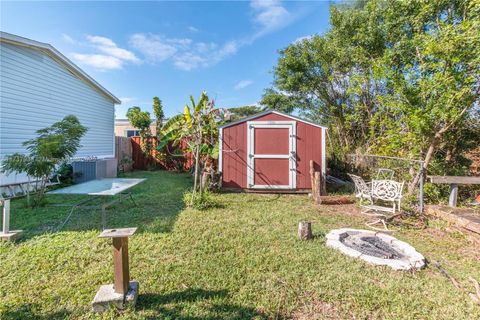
[409,132,440,193]
[191,145,200,205]
[317,195,355,205]
[298,221,313,240]
[201,170,209,190]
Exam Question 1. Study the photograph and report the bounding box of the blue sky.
[1,1,332,118]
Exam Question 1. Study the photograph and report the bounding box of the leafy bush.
[118,155,134,173]
[1,115,87,207]
[183,189,219,211]
[423,183,450,205]
[55,162,76,185]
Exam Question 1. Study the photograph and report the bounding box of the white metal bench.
[363,179,404,231]
[347,174,372,203]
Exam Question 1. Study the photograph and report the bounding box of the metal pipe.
[347,153,423,163]
[419,162,424,214]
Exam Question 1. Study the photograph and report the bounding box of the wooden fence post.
[314,172,321,204]
[310,160,317,203]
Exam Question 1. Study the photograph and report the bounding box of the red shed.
[219,110,327,192]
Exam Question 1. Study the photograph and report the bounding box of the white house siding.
[0,42,115,184]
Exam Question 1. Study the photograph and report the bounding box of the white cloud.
[122,1,295,71]
[173,53,207,71]
[129,33,179,62]
[86,35,140,63]
[250,0,291,37]
[294,35,314,44]
[62,33,76,44]
[71,54,123,70]
[70,35,140,70]
[87,35,116,47]
[195,42,217,53]
[130,33,241,71]
[234,80,253,90]
[119,97,136,104]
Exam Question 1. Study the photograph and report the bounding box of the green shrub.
[183,189,219,210]
[56,162,75,185]
[423,183,450,205]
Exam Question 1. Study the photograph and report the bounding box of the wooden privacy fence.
[115,136,133,172]
[130,136,193,171]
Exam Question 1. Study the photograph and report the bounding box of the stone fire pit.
[326,228,425,270]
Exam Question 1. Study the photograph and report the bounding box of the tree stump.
[298,221,313,240]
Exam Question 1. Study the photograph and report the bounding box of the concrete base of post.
[0,230,23,242]
[92,280,139,313]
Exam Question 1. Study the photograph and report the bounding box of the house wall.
[114,120,157,137]
[221,113,323,189]
[0,42,115,184]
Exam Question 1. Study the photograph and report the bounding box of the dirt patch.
[317,204,363,216]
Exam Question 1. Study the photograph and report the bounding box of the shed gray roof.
[219,110,328,129]
[0,31,121,104]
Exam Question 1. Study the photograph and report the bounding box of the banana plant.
[158,92,223,205]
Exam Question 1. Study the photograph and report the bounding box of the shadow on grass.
[0,304,70,320]
[8,171,192,240]
[138,288,268,320]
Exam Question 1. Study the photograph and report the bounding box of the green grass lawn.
[1,171,479,319]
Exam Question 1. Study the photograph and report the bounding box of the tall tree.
[126,106,153,158]
[226,105,263,121]
[378,0,480,189]
[264,0,480,190]
[152,96,164,139]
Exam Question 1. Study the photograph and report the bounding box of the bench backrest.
[371,179,404,201]
[347,174,370,197]
[376,168,395,180]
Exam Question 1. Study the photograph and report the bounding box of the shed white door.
[247,121,296,189]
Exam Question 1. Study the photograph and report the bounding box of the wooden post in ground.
[449,184,458,207]
[93,228,139,313]
[320,170,326,196]
[98,228,137,294]
[309,160,316,202]
[298,221,313,240]
[112,237,130,294]
[314,172,321,204]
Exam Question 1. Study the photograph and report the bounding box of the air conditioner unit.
[72,158,117,183]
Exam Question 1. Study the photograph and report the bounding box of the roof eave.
[0,31,121,104]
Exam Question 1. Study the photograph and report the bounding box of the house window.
[126,130,140,137]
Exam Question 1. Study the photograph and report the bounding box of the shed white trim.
[321,127,326,177]
[218,127,223,172]
[246,121,296,189]
[219,110,328,130]
[0,32,121,104]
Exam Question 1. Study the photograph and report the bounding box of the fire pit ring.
[326,228,425,270]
